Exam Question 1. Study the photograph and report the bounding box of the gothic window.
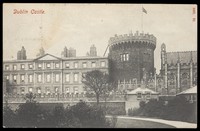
[182,80,188,86]
[182,73,188,79]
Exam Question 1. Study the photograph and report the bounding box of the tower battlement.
[109,31,156,46]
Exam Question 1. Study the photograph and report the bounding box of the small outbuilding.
[176,86,197,103]
[125,87,159,113]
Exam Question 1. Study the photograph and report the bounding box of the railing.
[3,93,126,102]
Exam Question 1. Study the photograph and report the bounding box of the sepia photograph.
[3,3,197,128]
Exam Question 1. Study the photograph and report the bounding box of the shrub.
[128,108,140,116]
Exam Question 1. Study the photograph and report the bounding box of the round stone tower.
[108,31,156,83]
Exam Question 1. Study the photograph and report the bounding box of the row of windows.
[4,61,106,70]
[19,86,80,94]
[5,73,83,83]
[137,92,151,99]
[120,53,129,62]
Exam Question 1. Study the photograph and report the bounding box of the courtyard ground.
[106,116,197,128]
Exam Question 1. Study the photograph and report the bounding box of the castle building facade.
[3,47,108,96]
[159,43,197,95]
[108,31,156,87]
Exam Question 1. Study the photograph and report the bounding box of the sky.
[3,4,197,73]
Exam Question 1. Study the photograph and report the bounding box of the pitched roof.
[127,87,159,95]
[166,51,197,65]
[176,86,197,95]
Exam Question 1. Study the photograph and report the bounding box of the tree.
[15,92,47,127]
[3,101,16,127]
[82,70,116,105]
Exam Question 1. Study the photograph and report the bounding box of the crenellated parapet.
[109,31,156,49]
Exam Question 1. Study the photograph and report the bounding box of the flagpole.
[141,5,143,32]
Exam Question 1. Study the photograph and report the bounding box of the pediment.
[35,54,61,61]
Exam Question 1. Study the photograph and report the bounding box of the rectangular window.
[6,75,9,80]
[28,87,33,93]
[21,64,25,70]
[65,87,70,93]
[82,62,87,68]
[126,53,129,61]
[45,87,50,94]
[37,87,41,94]
[137,92,142,99]
[123,54,126,61]
[55,74,60,82]
[28,74,33,83]
[65,63,70,68]
[146,92,151,99]
[13,65,17,70]
[54,87,59,93]
[74,73,78,82]
[21,74,25,83]
[46,63,51,68]
[73,87,78,94]
[82,73,86,81]
[37,74,42,83]
[5,65,9,70]
[120,54,123,61]
[21,87,25,94]
[65,73,70,82]
[13,75,17,82]
[46,74,51,83]
[91,62,96,68]
[74,62,78,68]
[101,61,106,67]
[55,63,60,68]
[38,63,42,69]
[29,64,33,69]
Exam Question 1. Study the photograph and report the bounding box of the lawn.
[115,117,175,128]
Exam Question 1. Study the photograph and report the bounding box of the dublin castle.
[3,31,197,99]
